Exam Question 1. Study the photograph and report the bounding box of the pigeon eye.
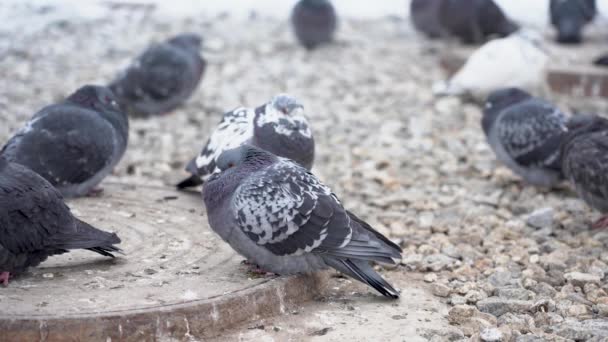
[227,162,235,168]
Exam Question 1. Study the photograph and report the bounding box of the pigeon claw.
[87,187,104,197]
[242,260,275,277]
[0,272,10,286]
[592,216,608,230]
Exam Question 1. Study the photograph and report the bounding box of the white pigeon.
[433,29,549,100]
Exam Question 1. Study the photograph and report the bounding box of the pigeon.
[550,0,596,44]
[437,0,519,44]
[434,29,548,100]
[203,145,402,298]
[291,0,337,50]
[410,0,445,39]
[177,94,315,190]
[561,114,608,228]
[482,87,568,187]
[1,85,129,198]
[0,157,121,285]
[109,33,206,117]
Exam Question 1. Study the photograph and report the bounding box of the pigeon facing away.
[437,0,519,44]
[482,88,568,187]
[434,29,548,100]
[1,85,129,198]
[561,114,608,228]
[291,0,337,50]
[550,0,596,44]
[177,94,315,189]
[203,145,402,298]
[109,33,206,117]
[0,157,121,285]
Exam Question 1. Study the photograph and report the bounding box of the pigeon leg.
[87,187,104,197]
[0,272,10,286]
[592,215,608,229]
[241,260,275,276]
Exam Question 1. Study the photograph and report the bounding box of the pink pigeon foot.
[592,215,608,229]
[0,272,10,286]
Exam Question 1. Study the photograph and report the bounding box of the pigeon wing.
[232,160,352,256]
[194,107,255,177]
[563,131,608,200]
[497,102,567,169]
[0,163,74,255]
[2,106,116,185]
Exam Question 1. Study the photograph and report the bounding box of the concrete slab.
[214,272,463,342]
[0,183,328,341]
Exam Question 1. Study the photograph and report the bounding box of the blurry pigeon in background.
[550,0,596,44]
[410,0,444,38]
[203,145,402,298]
[561,114,608,228]
[109,33,206,117]
[437,0,519,44]
[434,29,548,100]
[482,88,568,187]
[0,157,121,285]
[177,94,315,190]
[593,53,608,67]
[1,85,129,198]
[291,0,337,50]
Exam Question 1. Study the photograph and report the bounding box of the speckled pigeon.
[203,145,402,298]
[437,0,519,44]
[291,0,337,50]
[1,85,129,198]
[177,94,314,190]
[561,114,608,228]
[482,87,568,187]
[550,0,596,44]
[109,33,206,117]
[0,157,121,285]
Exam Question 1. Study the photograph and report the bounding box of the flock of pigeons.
[0,0,607,300]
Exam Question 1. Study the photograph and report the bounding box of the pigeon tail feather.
[323,256,400,299]
[176,174,203,189]
[51,219,122,257]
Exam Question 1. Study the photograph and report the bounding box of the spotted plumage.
[203,145,402,298]
[177,94,315,190]
[1,85,129,198]
[109,33,206,117]
[0,157,121,285]
[482,88,568,187]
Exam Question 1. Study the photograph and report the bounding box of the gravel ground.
[2,4,608,341]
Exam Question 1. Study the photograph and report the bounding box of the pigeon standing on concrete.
[1,85,129,198]
[561,114,608,228]
[203,145,402,298]
[291,0,337,50]
[550,0,596,44]
[109,33,206,117]
[0,157,121,285]
[177,94,314,189]
[437,0,519,44]
[434,29,548,100]
[482,87,568,187]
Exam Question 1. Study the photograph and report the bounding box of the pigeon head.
[270,94,304,116]
[551,0,596,44]
[168,33,202,51]
[484,87,531,114]
[216,145,277,173]
[300,0,331,7]
[66,85,122,113]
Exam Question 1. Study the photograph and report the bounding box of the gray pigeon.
[410,0,444,38]
[177,94,314,189]
[550,0,596,44]
[1,85,129,198]
[482,88,568,187]
[203,145,402,298]
[109,33,206,117]
[0,157,121,285]
[561,114,608,228]
[291,0,337,50]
